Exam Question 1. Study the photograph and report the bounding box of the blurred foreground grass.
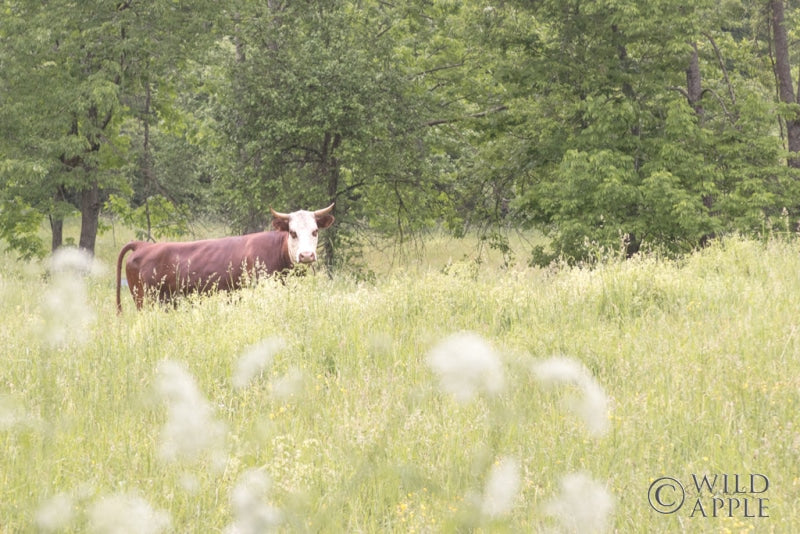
[1,235,799,532]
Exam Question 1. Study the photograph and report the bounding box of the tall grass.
[1,235,799,532]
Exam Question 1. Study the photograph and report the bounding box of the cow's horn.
[270,207,290,219]
[314,203,335,216]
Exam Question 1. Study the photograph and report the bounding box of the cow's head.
[270,203,335,264]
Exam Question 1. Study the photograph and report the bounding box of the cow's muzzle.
[298,251,317,264]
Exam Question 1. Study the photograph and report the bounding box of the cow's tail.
[116,242,140,314]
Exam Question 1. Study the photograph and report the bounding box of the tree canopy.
[3,0,800,266]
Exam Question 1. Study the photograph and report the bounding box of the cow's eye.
[312,229,318,237]
[290,231,298,239]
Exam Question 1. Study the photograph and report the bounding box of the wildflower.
[155,360,226,463]
[34,493,75,533]
[225,469,282,534]
[233,338,285,389]
[87,492,171,534]
[426,332,504,403]
[41,247,101,347]
[0,394,25,430]
[50,247,103,277]
[544,472,614,533]
[532,357,610,437]
[481,457,520,518]
[271,366,304,400]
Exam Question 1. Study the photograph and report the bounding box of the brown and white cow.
[116,204,334,312]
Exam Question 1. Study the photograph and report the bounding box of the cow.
[116,203,334,312]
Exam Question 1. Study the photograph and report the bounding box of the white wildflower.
[427,332,504,403]
[481,456,521,518]
[41,248,101,347]
[271,367,304,400]
[88,492,171,534]
[233,338,285,389]
[35,493,75,533]
[544,472,614,533]
[532,357,610,436]
[178,472,200,493]
[50,247,103,277]
[225,469,282,534]
[155,360,226,463]
[0,394,25,430]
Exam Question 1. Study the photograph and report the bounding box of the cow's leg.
[128,276,145,310]
[157,285,175,309]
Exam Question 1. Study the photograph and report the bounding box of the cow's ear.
[316,214,334,229]
[272,218,289,231]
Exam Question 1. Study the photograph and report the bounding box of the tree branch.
[668,85,690,101]
[425,105,508,127]
[704,32,736,108]
[700,88,737,125]
[410,62,465,79]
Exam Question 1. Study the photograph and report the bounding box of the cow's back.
[126,232,290,292]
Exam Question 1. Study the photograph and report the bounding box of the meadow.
[1,227,799,532]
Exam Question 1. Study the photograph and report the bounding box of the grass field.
[1,228,799,532]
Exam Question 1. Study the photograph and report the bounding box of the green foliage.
[105,194,190,241]
[0,159,55,258]
[0,0,220,255]
[477,0,800,264]
[4,0,800,265]
[0,196,46,259]
[213,1,451,242]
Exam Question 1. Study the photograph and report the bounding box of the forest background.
[3,0,800,268]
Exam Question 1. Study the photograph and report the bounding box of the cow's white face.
[286,210,322,264]
[271,204,335,264]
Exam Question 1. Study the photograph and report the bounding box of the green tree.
[6,0,799,267]
[1,1,136,256]
[0,0,219,257]
[476,0,799,264]
[213,1,455,267]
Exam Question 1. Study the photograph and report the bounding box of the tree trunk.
[770,0,800,167]
[242,209,267,235]
[78,181,101,254]
[142,79,155,241]
[686,42,704,117]
[49,186,66,252]
[684,42,716,245]
[50,216,63,251]
[321,132,340,268]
